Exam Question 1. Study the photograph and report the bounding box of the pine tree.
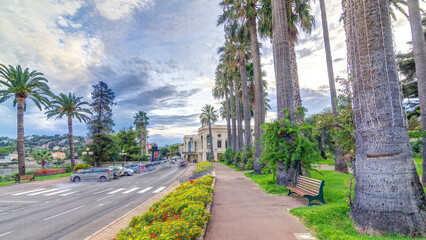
[87,81,116,137]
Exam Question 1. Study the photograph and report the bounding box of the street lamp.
[119,150,127,167]
[84,148,93,166]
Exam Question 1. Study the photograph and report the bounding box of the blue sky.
[0,0,420,146]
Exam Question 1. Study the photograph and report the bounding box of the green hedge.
[194,161,213,175]
[73,164,90,171]
[116,176,214,240]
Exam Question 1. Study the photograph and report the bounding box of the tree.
[407,0,426,186]
[319,0,348,173]
[134,111,149,157]
[32,149,53,168]
[86,133,119,167]
[342,0,426,235]
[45,93,91,171]
[87,81,115,137]
[0,64,52,175]
[200,104,218,161]
[114,127,141,161]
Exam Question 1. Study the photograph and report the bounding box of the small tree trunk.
[234,76,243,151]
[248,17,265,175]
[208,121,214,160]
[225,93,232,149]
[239,57,252,147]
[68,115,75,171]
[17,97,26,175]
[407,0,426,186]
[230,79,237,152]
[140,128,144,157]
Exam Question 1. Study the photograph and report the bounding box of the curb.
[197,169,216,240]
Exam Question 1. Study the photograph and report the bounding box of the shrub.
[223,147,234,165]
[73,164,90,172]
[139,154,149,162]
[116,176,214,240]
[194,161,213,175]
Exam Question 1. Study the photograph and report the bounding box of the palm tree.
[134,111,149,157]
[32,149,54,169]
[407,0,426,186]
[219,0,266,174]
[319,0,348,173]
[0,64,52,175]
[200,104,218,161]
[342,0,426,235]
[45,93,91,171]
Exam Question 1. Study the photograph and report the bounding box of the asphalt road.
[0,164,188,240]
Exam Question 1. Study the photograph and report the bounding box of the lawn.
[0,172,73,187]
[216,161,246,171]
[414,158,423,176]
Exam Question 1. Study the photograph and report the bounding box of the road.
[0,164,188,240]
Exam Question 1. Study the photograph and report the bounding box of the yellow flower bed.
[115,176,214,240]
[194,161,213,175]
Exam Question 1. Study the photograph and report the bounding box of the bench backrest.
[20,174,34,180]
[296,176,324,195]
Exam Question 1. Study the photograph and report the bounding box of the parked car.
[70,168,113,182]
[125,164,142,173]
[122,167,134,176]
[109,166,125,177]
[178,160,188,167]
[108,167,121,179]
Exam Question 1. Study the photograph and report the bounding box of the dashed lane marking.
[153,187,166,193]
[123,187,139,194]
[138,187,153,193]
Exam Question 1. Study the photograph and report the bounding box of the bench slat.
[297,182,320,193]
[298,179,321,187]
[287,176,325,206]
[288,186,316,196]
[299,176,322,182]
[299,176,322,184]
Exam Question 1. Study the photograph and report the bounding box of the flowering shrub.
[194,161,213,175]
[116,176,214,240]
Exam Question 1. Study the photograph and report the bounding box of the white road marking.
[44,189,71,196]
[0,231,12,237]
[28,188,59,196]
[107,188,125,194]
[96,195,112,202]
[153,187,166,193]
[0,200,38,203]
[60,191,77,196]
[12,188,46,195]
[123,187,139,194]
[43,205,86,221]
[138,187,153,193]
[93,188,113,194]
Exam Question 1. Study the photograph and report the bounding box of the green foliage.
[260,109,319,180]
[0,146,16,156]
[140,154,149,162]
[116,176,214,240]
[114,127,142,161]
[223,147,235,165]
[244,172,288,194]
[73,163,90,171]
[194,161,214,175]
[87,81,116,136]
[87,133,119,166]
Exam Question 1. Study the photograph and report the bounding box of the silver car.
[70,168,113,182]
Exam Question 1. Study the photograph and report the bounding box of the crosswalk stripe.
[93,188,113,194]
[123,187,139,194]
[28,189,59,196]
[44,189,71,196]
[107,188,125,194]
[60,191,77,196]
[153,187,166,193]
[12,188,46,196]
[138,187,153,193]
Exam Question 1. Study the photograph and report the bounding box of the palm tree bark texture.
[17,97,26,175]
[320,0,348,173]
[342,0,426,235]
[407,0,426,186]
[68,115,75,170]
[229,79,238,152]
[272,0,296,185]
[225,94,233,150]
[234,76,244,150]
[239,57,252,147]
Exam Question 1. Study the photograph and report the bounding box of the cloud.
[95,0,153,20]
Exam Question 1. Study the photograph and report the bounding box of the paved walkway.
[205,163,316,240]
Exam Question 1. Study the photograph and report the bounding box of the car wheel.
[73,176,81,182]
[100,176,106,182]
[124,172,129,176]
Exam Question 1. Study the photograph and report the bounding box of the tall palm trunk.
[208,121,214,160]
[68,115,75,171]
[342,0,426,235]
[17,97,26,175]
[234,76,243,151]
[225,93,232,150]
[229,79,237,152]
[139,128,144,157]
[249,17,266,175]
[289,41,302,109]
[239,57,252,147]
[407,0,426,186]
[320,0,348,173]
[272,0,296,185]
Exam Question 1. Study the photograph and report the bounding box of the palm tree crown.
[134,111,149,129]
[46,93,91,122]
[200,104,218,126]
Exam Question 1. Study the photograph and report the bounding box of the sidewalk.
[204,163,316,240]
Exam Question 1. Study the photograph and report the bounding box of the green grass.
[0,172,73,187]
[244,172,289,195]
[316,158,335,166]
[414,158,423,176]
[216,161,246,171]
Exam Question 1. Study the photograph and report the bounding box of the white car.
[122,167,134,176]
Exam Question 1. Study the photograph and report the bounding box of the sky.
[0,0,422,146]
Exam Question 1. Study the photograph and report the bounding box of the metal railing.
[179,166,214,184]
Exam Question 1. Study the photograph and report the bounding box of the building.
[52,152,66,160]
[5,153,18,161]
[183,125,228,162]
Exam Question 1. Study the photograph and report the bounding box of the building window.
[207,135,211,149]
[218,140,222,149]
[189,142,192,152]
[225,140,228,148]
[201,136,203,149]
[195,142,197,152]
[218,134,221,138]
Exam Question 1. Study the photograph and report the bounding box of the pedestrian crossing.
[10,186,166,198]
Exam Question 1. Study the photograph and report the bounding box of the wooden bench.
[287,176,325,206]
[14,174,35,183]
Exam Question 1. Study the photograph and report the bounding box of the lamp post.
[84,148,93,166]
[119,150,127,167]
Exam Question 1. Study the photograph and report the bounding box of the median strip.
[43,205,86,221]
